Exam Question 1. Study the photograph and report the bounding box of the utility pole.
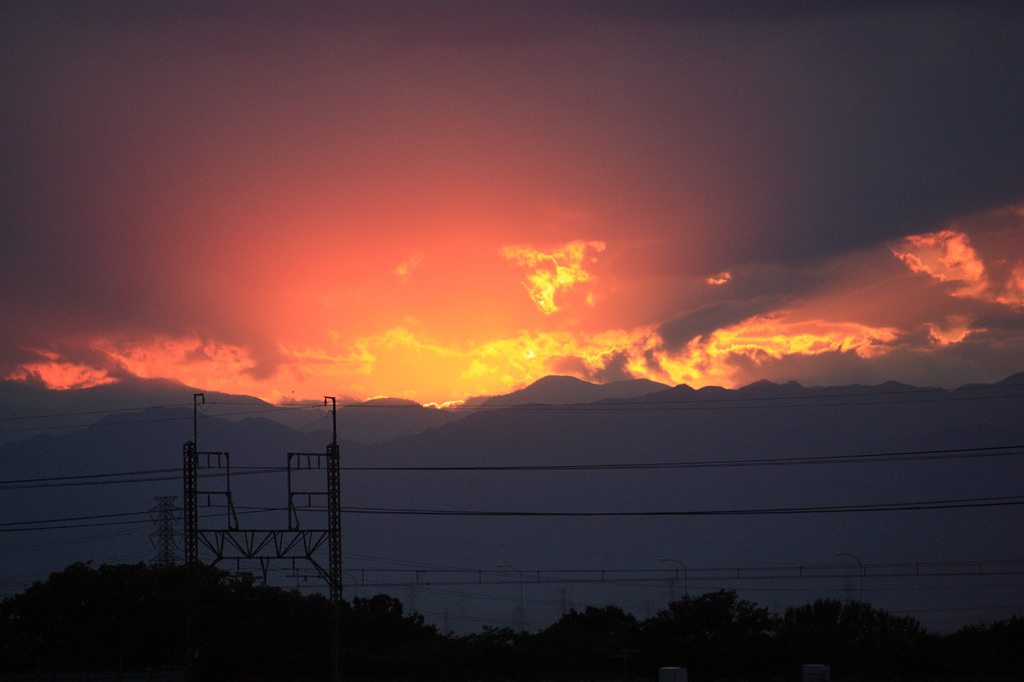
[184,440,199,682]
[660,557,688,602]
[835,552,865,602]
[497,564,525,632]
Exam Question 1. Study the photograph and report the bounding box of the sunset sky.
[2,1,1023,405]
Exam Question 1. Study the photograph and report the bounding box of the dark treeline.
[0,562,1021,681]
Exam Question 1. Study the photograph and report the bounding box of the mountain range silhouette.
[1,373,1022,634]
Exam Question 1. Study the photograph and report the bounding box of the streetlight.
[834,552,865,602]
[342,572,361,600]
[659,557,688,601]
[497,564,525,632]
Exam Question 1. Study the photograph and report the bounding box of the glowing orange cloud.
[9,217,1024,404]
[93,335,263,389]
[457,327,661,392]
[0,311,983,403]
[637,315,900,389]
[706,271,731,286]
[314,314,904,399]
[6,349,116,390]
[997,264,1024,308]
[890,227,1024,310]
[501,240,606,314]
[7,336,268,396]
[394,252,425,281]
[891,230,988,299]
[924,317,977,345]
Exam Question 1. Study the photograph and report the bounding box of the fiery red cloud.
[7,204,1024,404]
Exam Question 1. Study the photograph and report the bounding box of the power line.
[0,526,147,559]
[2,444,1021,490]
[5,494,1022,533]
[241,559,1024,592]
[0,466,281,490]
[0,505,275,532]
[0,403,193,422]
[0,402,324,435]
[0,509,156,529]
[342,445,1024,471]
[0,400,319,425]
[340,495,1024,517]
[0,468,184,490]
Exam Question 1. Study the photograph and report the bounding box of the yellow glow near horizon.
[6,314,906,404]
[7,220,1024,404]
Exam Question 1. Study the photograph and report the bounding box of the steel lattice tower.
[149,496,180,565]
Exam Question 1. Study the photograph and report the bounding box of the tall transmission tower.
[148,495,180,565]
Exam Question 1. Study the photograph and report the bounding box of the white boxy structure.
[802,664,831,682]
[659,667,688,682]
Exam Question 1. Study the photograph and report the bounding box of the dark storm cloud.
[5,1,1021,259]
[657,297,788,351]
[738,330,1024,390]
[548,349,635,384]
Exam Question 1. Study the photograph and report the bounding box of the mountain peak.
[358,397,423,408]
[478,375,670,407]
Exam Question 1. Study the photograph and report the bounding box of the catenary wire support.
[183,395,342,682]
[184,440,199,682]
[326,396,342,682]
[185,392,203,682]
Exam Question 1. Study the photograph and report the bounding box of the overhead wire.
[0,466,281,490]
[0,526,147,558]
[342,444,1024,471]
[338,495,1024,517]
[0,402,194,423]
[4,493,1023,534]
[0,505,278,533]
[1,444,1021,490]
[0,400,323,436]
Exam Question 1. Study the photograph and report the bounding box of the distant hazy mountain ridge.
[467,375,672,407]
[1,371,1022,634]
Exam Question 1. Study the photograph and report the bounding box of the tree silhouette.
[778,598,926,677]
[643,589,778,679]
[339,593,446,679]
[533,605,642,679]
[2,563,1019,681]
[0,561,332,679]
[448,625,520,680]
[0,561,186,671]
[940,615,1024,678]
